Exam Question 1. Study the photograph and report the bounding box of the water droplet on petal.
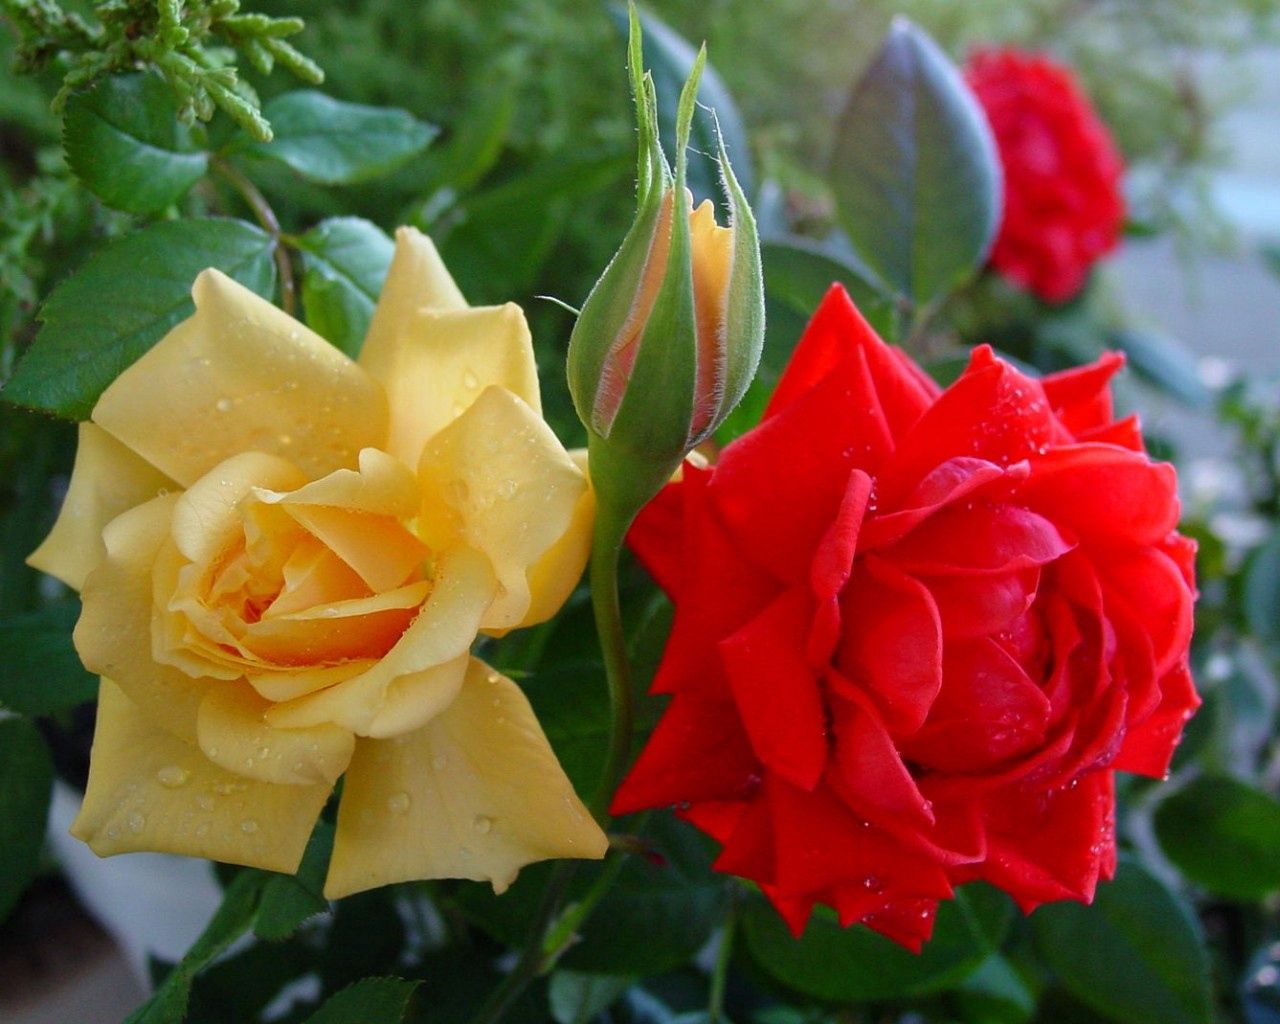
[387,791,411,815]
[473,815,493,834]
[195,822,211,838]
[215,397,233,413]
[462,369,478,389]
[240,818,259,835]
[157,765,189,788]
[127,812,146,834]
[197,794,215,812]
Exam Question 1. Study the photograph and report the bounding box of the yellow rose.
[29,227,608,897]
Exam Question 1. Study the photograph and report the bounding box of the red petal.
[860,456,1013,550]
[879,347,1071,506]
[714,352,886,583]
[922,568,1040,640]
[1100,547,1194,677]
[827,671,935,829]
[836,557,943,734]
[1040,351,1124,435]
[903,638,1052,773]
[1020,444,1179,548]
[1112,663,1200,777]
[767,284,937,435]
[978,771,1114,912]
[628,476,689,596]
[808,469,873,663]
[652,468,776,696]
[1078,414,1144,452]
[886,501,1073,576]
[609,691,759,815]
[720,588,829,791]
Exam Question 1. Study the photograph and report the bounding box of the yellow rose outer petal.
[419,387,586,632]
[324,658,608,899]
[493,448,594,636]
[264,545,498,736]
[368,304,542,467]
[28,423,174,591]
[92,269,389,488]
[72,680,331,875]
[196,685,355,786]
[75,495,211,742]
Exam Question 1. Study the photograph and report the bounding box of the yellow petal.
[324,658,607,899]
[171,452,306,565]
[28,423,174,591]
[92,269,389,487]
[246,660,376,703]
[281,504,428,593]
[71,679,331,874]
[495,447,594,635]
[75,495,211,742]
[274,448,421,518]
[196,684,354,785]
[264,545,497,735]
[419,387,586,631]
[360,232,539,465]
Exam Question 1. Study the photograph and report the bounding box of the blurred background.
[3,2,1280,1022]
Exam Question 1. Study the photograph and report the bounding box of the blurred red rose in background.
[965,48,1126,304]
[614,285,1198,950]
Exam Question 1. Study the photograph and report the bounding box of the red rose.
[613,286,1198,950]
[965,48,1126,304]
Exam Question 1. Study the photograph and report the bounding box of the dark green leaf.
[1108,328,1210,408]
[1032,859,1211,1024]
[549,971,633,1024]
[953,953,1036,1024]
[1246,530,1280,644]
[303,978,420,1024]
[63,73,208,215]
[432,149,630,302]
[298,217,394,357]
[830,18,1000,307]
[742,883,1011,1002]
[0,601,97,715]
[0,718,53,921]
[762,237,895,340]
[255,820,334,941]
[126,870,267,1024]
[1154,775,1280,901]
[245,92,437,185]
[321,888,405,993]
[3,219,276,420]
[612,5,756,208]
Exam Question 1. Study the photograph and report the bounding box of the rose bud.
[567,7,764,521]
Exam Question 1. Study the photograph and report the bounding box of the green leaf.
[1032,859,1212,1024]
[0,718,53,921]
[302,978,420,1024]
[3,218,276,420]
[0,601,97,716]
[611,5,756,207]
[126,869,267,1023]
[1154,775,1280,901]
[432,149,631,302]
[830,18,1000,308]
[1246,529,1280,645]
[244,92,437,185]
[549,971,634,1024]
[953,954,1037,1024]
[298,217,394,357]
[63,73,209,215]
[254,820,334,941]
[1107,328,1211,408]
[741,882,1011,1002]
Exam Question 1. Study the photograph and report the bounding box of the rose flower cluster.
[965,48,1126,304]
[616,285,1198,949]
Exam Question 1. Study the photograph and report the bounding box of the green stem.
[588,501,637,822]
[708,887,740,1023]
[209,155,296,316]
